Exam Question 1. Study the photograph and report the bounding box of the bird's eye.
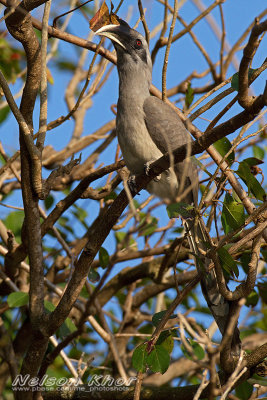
[135,39,142,48]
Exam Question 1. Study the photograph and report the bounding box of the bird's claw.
[127,176,139,195]
[144,162,161,182]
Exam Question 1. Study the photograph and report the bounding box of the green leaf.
[0,153,6,165]
[235,380,253,400]
[236,161,265,201]
[139,217,158,237]
[72,205,88,221]
[156,331,174,354]
[166,202,194,219]
[181,338,205,360]
[88,268,100,283]
[132,343,148,373]
[4,210,24,238]
[185,82,194,109]
[58,317,77,338]
[7,292,29,308]
[231,68,257,91]
[44,194,54,210]
[252,145,264,160]
[191,340,205,360]
[114,231,136,249]
[261,248,267,262]
[44,300,56,313]
[191,156,212,177]
[218,246,239,277]
[242,157,264,167]
[258,280,267,303]
[221,193,245,234]
[152,310,177,327]
[115,231,127,243]
[0,106,10,124]
[104,191,117,201]
[56,60,76,71]
[245,290,259,307]
[248,374,267,386]
[99,247,109,268]
[240,252,251,273]
[213,137,235,165]
[147,345,170,374]
[231,72,239,91]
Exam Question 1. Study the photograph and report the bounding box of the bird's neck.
[117,64,151,104]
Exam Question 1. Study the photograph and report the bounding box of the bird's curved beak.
[95,24,126,50]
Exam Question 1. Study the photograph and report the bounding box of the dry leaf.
[89,1,120,32]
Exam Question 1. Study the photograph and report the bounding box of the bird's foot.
[144,161,161,182]
[127,175,140,195]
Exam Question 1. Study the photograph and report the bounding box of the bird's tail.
[183,217,241,357]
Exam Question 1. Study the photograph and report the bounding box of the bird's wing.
[143,95,198,206]
[143,96,190,154]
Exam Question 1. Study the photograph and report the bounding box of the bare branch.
[238,18,267,110]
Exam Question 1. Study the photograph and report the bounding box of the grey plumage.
[96,20,240,354]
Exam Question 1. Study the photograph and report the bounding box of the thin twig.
[133,371,143,400]
[218,3,225,80]
[193,369,209,400]
[37,0,51,151]
[137,0,149,45]
[162,0,179,102]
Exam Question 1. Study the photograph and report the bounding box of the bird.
[95,19,241,356]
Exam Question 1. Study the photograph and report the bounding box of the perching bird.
[95,19,240,355]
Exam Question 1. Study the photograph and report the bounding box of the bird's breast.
[116,104,179,201]
[116,105,162,174]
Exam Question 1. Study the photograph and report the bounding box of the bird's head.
[95,19,152,81]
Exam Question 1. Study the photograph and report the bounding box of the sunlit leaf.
[185,82,194,109]
[7,292,29,308]
[214,137,235,165]
[252,145,265,160]
[245,290,259,307]
[132,343,148,373]
[156,331,174,354]
[89,1,120,32]
[44,301,56,313]
[221,193,245,234]
[46,67,54,85]
[236,161,265,201]
[114,231,127,243]
[147,345,170,374]
[4,210,24,240]
[166,202,194,219]
[242,157,264,167]
[181,338,205,360]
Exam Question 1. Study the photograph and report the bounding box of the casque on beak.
[95,24,126,50]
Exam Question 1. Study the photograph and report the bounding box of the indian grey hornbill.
[95,19,241,355]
